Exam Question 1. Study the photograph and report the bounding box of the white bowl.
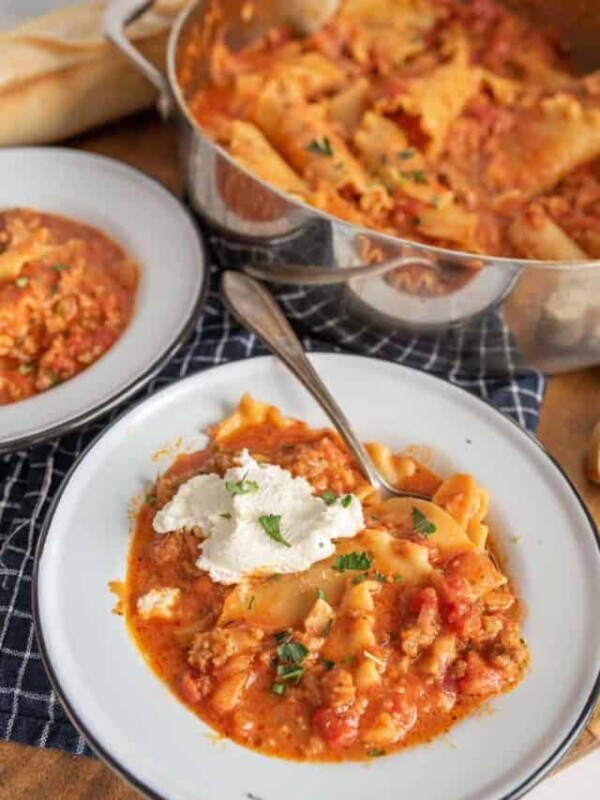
[0,147,208,452]
[34,354,600,800]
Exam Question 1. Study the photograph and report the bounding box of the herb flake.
[274,629,292,644]
[341,494,353,508]
[320,490,337,506]
[225,476,259,496]
[412,507,436,537]
[277,641,309,666]
[306,136,333,157]
[259,514,290,547]
[333,551,372,572]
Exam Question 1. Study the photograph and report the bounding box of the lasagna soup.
[125,395,529,761]
[181,0,600,261]
[0,208,138,404]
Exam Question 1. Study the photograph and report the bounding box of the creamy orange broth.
[125,400,529,761]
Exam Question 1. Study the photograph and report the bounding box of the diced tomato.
[312,706,360,749]
[408,586,439,617]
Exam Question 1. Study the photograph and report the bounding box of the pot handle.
[242,257,438,286]
[104,0,174,119]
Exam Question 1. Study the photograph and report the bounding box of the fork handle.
[220,271,388,493]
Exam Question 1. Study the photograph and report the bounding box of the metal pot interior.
[169,0,600,340]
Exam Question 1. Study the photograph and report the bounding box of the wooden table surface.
[1,113,599,800]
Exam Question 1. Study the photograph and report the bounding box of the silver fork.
[220,271,430,500]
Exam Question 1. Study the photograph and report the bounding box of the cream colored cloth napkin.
[0,0,186,146]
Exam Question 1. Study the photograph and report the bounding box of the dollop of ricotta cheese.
[152,450,364,584]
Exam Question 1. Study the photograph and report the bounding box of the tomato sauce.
[125,410,529,762]
[0,208,138,404]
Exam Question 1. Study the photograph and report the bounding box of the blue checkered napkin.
[0,261,545,756]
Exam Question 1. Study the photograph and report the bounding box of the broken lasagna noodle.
[126,395,529,761]
[181,0,600,263]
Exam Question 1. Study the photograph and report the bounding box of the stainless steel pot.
[104,0,600,371]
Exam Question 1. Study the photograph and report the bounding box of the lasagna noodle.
[354,112,452,206]
[229,121,308,195]
[327,78,372,137]
[253,81,390,213]
[339,0,439,72]
[488,98,600,202]
[508,205,589,261]
[382,38,482,155]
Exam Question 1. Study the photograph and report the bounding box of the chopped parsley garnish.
[373,571,388,583]
[247,595,255,610]
[333,551,372,572]
[52,263,69,272]
[46,370,60,386]
[401,168,427,184]
[352,572,369,585]
[321,618,334,638]
[17,364,34,376]
[276,641,309,666]
[15,277,29,288]
[397,148,415,160]
[274,629,292,644]
[322,659,335,671]
[271,639,309,693]
[258,514,290,547]
[317,588,326,600]
[306,136,333,156]
[320,490,337,506]
[225,476,259,495]
[219,512,232,519]
[343,654,356,666]
[393,575,404,583]
[145,493,156,506]
[368,748,386,757]
[412,506,436,537]
[276,665,304,684]
[341,495,353,508]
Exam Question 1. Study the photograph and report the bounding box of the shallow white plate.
[34,354,600,800]
[0,147,207,451]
